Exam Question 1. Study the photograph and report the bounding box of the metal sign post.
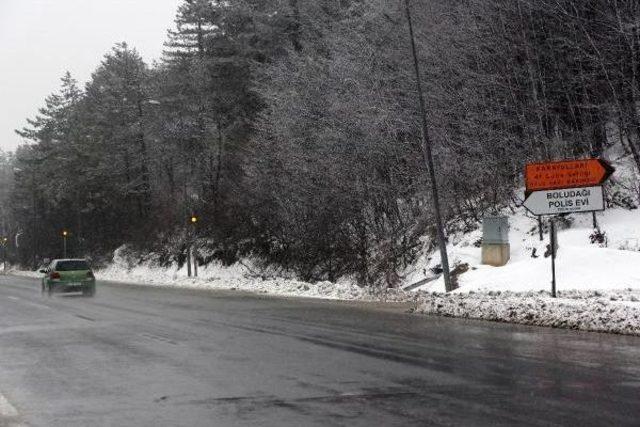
[550,220,557,298]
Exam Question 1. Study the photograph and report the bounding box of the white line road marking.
[3,295,52,310]
[20,300,52,310]
[0,393,25,427]
[0,393,18,417]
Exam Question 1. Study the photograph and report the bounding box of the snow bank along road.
[1,275,639,426]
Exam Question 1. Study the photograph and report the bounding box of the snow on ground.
[5,268,41,279]
[414,290,640,335]
[405,204,640,336]
[404,207,640,294]
[404,153,640,335]
[95,248,372,301]
[10,257,371,301]
[7,250,408,303]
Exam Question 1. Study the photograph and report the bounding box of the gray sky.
[0,0,182,152]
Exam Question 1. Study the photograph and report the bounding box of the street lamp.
[14,166,39,269]
[189,215,198,277]
[1,237,7,272]
[62,230,68,258]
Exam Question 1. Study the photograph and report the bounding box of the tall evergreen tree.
[83,43,153,223]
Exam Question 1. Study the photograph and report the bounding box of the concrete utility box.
[481,216,510,266]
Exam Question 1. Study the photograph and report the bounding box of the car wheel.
[83,285,95,297]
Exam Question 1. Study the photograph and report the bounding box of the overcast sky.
[0,0,182,152]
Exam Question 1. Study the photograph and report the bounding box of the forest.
[2,0,640,286]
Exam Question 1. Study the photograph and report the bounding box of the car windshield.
[55,260,90,271]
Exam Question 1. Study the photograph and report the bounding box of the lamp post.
[14,163,39,270]
[62,230,68,258]
[190,215,198,278]
[1,237,7,272]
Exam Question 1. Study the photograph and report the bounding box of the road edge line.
[0,392,26,427]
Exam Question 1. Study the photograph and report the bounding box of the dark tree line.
[4,0,640,285]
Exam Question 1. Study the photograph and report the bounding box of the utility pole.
[32,176,37,270]
[403,0,452,291]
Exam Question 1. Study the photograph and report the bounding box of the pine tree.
[83,43,152,222]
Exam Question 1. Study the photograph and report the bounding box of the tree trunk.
[137,101,152,216]
[288,0,303,52]
[213,121,224,209]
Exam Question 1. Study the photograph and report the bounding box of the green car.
[40,259,96,297]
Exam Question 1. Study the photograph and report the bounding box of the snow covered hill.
[403,206,640,294]
[95,250,371,301]
[399,152,640,335]
[402,151,640,295]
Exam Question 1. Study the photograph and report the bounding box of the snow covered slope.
[95,247,371,301]
[405,207,640,294]
[404,154,640,295]
[403,153,640,335]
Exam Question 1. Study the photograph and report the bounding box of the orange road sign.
[525,158,614,192]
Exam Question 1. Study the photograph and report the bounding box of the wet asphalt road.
[0,275,639,427]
